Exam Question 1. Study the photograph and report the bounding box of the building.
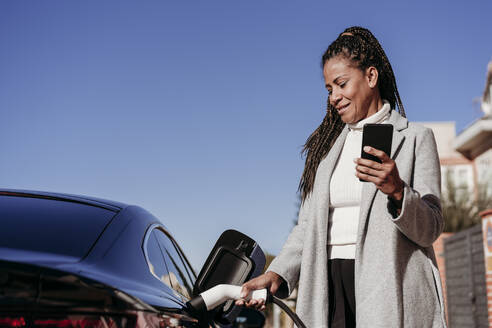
[420,121,475,195]
[426,58,492,325]
[421,59,492,199]
[454,59,492,193]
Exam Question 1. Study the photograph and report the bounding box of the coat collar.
[387,109,408,132]
[387,110,407,159]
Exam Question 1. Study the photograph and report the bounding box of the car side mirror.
[192,229,266,325]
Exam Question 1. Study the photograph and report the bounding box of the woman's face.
[323,55,379,124]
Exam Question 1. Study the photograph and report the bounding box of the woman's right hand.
[234,271,284,311]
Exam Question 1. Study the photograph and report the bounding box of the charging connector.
[187,284,267,312]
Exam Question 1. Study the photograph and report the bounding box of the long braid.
[299,26,405,202]
[299,101,344,200]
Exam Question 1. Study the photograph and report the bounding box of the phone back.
[361,124,393,164]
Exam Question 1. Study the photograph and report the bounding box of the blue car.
[0,189,265,328]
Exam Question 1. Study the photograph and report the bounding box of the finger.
[354,158,383,170]
[260,305,266,311]
[363,146,390,162]
[240,285,250,298]
[246,299,258,308]
[355,165,385,178]
[356,171,384,186]
[235,300,244,306]
[240,279,260,297]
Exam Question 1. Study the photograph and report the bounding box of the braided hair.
[299,26,406,202]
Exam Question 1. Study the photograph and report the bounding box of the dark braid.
[299,26,405,202]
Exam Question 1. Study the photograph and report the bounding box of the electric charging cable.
[187,284,307,328]
[270,295,306,328]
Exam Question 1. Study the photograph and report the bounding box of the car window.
[171,238,197,281]
[153,229,194,299]
[146,232,173,291]
[0,195,116,260]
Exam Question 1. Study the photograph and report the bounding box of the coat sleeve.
[266,192,313,298]
[389,127,443,248]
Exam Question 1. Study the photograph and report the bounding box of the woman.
[236,27,446,327]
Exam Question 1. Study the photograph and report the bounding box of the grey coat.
[268,110,447,327]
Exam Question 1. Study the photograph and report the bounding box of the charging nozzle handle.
[187,284,268,313]
[201,284,267,311]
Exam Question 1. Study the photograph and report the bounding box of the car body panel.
[0,189,201,326]
[0,260,200,327]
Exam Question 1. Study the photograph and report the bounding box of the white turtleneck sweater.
[328,101,392,259]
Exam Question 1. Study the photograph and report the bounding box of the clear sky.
[1,0,491,270]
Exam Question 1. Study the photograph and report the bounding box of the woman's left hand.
[354,146,404,201]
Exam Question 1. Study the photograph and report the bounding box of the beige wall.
[420,122,475,195]
[420,122,462,159]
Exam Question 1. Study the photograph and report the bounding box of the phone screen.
[360,123,393,182]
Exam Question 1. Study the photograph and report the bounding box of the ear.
[365,66,379,89]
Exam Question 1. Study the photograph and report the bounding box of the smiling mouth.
[336,103,350,113]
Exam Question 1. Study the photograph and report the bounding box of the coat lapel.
[389,111,407,159]
[357,111,408,247]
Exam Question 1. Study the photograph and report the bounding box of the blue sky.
[1,0,491,270]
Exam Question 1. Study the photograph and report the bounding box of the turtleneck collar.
[347,100,391,131]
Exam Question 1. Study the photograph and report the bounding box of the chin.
[340,115,356,124]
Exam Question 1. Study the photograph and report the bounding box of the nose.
[330,88,342,106]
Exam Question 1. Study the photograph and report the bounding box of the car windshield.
[0,195,117,260]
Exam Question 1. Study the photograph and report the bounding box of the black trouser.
[328,259,356,328]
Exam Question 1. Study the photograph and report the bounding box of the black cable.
[271,295,307,328]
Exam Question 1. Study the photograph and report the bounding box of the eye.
[339,81,347,88]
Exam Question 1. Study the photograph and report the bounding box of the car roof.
[0,188,129,212]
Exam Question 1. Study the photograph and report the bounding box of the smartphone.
[359,123,393,182]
